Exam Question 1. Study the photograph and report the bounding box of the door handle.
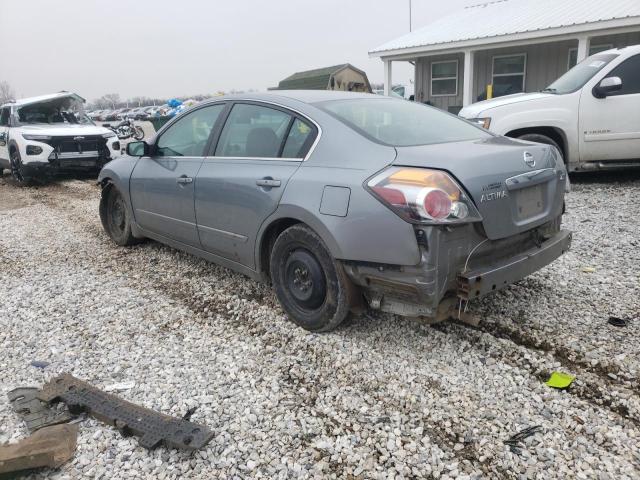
[177,176,193,185]
[256,178,281,188]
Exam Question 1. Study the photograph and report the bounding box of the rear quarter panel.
[256,109,422,269]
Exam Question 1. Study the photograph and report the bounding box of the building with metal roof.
[273,64,371,92]
[370,0,640,112]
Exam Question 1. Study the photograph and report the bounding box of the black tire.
[99,184,140,246]
[270,224,352,332]
[517,133,564,162]
[133,126,145,141]
[9,148,32,186]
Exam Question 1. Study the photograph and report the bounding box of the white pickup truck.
[459,45,640,172]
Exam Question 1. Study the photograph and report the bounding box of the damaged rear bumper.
[343,221,571,320]
[457,229,572,300]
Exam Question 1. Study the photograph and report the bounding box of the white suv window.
[0,108,10,126]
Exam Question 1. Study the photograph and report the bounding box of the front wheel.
[10,148,32,186]
[133,126,145,141]
[99,184,141,246]
[270,224,353,332]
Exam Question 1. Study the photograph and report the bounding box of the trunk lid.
[394,136,567,240]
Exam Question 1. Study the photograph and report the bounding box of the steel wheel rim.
[109,194,127,234]
[284,249,326,310]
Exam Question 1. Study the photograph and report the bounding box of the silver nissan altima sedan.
[98,91,571,331]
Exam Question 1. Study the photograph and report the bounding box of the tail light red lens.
[418,188,452,220]
[367,167,482,225]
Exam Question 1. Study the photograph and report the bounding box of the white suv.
[0,92,121,184]
[459,45,640,172]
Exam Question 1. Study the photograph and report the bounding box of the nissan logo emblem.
[523,151,535,168]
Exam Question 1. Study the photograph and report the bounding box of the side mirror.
[126,141,149,156]
[593,76,622,98]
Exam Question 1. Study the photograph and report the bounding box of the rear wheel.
[517,133,564,162]
[270,224,352,332]
[10,148,32,185]
[99,184,140,246]
[133,126,145,141]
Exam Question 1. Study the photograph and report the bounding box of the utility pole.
[409,0,412,32]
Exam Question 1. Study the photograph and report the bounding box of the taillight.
[367,167,482,224]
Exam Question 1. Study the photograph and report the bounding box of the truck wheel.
[270,224,351,332]
[99,184,140,246]
[10,148,32,186]
[517,134,564,162]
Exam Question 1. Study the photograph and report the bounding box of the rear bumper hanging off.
[457,229,572,300]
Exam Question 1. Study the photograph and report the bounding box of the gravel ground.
[0,171,639,479]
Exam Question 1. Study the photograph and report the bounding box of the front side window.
[545,53,618,95]
[492,54,526,97]
[431,60,458,96]
[317,98,491,147]
[215,104,292,158]
[156,104,224,157]
[604,54,640,96]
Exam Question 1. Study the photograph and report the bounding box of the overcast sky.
[1,0,478,102]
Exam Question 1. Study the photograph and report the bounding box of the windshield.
[316,98,491,147]
[17,98,94,125]
[544,53,618,94]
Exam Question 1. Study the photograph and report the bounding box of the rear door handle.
[177,176,193,185]
[256,178,281,188]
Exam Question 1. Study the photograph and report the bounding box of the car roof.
[213,90,383,105]
[1,91,85,108]
[599,44,640,56]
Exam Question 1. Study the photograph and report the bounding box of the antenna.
[409,0,412,31]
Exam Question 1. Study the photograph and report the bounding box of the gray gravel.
[0,172,639,479]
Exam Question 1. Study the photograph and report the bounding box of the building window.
[568,44,613,69]
[492,54,526,97]
[430,60,458,96]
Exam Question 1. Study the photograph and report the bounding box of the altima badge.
[524,151,535,168]
[480,190,508,202]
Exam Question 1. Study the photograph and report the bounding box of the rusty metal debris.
[37,373,214,450]
[504,425,543,454]
[8,387,74,433]
[0,424,78,476]
[608,316,629,327]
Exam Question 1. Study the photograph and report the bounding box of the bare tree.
[102,93,121,109]
[0,81,15,104]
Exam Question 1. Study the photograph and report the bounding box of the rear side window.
[156,104,224,157]
[317,98,490,147]
[0,108,9,126]
[605,54,640,96]
[281,118,316,158]
[215,104,292,158]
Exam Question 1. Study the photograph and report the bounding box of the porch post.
[577,35,591,63]
[462,49,475,107]
[383,60,392,96]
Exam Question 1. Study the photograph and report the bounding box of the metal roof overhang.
[369,17,640,61]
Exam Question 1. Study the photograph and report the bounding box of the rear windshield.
[316,98,491,147]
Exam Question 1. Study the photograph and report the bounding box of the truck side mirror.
[593,76,622,98]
